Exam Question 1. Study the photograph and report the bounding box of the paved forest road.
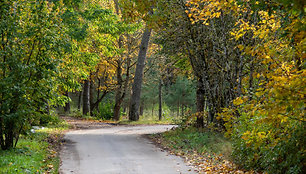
[60,125,196,174]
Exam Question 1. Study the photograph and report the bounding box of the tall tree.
[129,27,152,121]
[112,0,141,121]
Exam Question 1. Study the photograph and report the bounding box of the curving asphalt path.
[59,125,196,174]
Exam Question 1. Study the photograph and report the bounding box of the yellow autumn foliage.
[187,0,305,172]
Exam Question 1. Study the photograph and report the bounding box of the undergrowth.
[154,127,232,157]
[0,120,69,174]
[150,126,259,173]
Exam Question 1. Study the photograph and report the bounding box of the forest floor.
[60,116,116,129]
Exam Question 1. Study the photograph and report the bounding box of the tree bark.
[83,80,90,115]
[129,27,152,121]
[78,90,82,111]
[196,78,205,127]
[139,100,144,116]
[0,117,4,149]
[114,60,123,121]
[113,96,122,120]
[158,78,162,120]
[89,78,94,115]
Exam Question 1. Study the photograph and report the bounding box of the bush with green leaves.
[230,113,305,174]
[95,102,114,120]
[0,0,67,150]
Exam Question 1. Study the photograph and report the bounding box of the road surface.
[60,125,196,174]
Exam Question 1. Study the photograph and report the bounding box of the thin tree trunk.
[91,91,107,112]
[114,55,131,120]
[78,90,82,111]
[152,102,154,117]
[0,117,4,149]
[4,119,14,149]
[158,78,162,120]
[90,78,94,115]
[83,80,90,115]
[129,27,152,121]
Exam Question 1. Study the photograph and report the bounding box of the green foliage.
[38,114,61,126]
[230,113,305,173]
[96,102,114,120]
[0,0,68,149]
[164,76,196,112]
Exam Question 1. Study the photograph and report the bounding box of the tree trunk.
[196,78,205,127]
[64,91,70,114]
[4,119,14,150]
[113,55,131,120]
[91,91,107,112]
[114,60,123,121]
[158,78,162,120]
[113,0,124,121]
[139,100,144,116]
[90,78,94,116]
[0,117,4,149]
[78,90,82,111]
[83,80,90,115]
[113,98,121,120]
[152,102,155,117]
[96,79,101,111]
[129,27,152,121]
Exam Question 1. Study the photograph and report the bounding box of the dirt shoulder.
[60,116,115,130]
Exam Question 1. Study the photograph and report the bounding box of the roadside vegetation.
[0,117,69,174]
[150,127,244,173]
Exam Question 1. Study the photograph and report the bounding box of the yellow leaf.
[233,97,244,105]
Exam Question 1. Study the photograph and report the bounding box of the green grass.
[118,119,173,125]
[118,115,175,125]
[0,121,69,174]
[154,127,232,158]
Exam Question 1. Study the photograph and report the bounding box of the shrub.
[95,102,114,120]
[39,114,60,126]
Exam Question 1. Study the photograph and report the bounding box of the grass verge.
[0,121,69,174]
[118,119,173,125]
[118,114,175,125]
[150,127,258,173]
